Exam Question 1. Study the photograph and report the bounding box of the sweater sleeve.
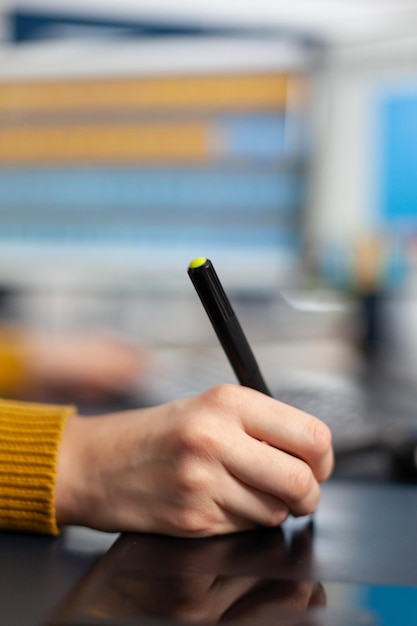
[0,327,28,397]
[0,399,76,535]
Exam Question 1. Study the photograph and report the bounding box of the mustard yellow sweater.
[0,399,74,535]
[0,326,28,398]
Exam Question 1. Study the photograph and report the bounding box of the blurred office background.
[1,0,417,398]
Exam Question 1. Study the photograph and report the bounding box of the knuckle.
[295,486,320,517]
[175,457,209,494]
[174,418,219,460]
[203,383,238,410]
[287,461,314,502]
[263,503,289,528]
[174,419,200,452]
[307,417,333,458]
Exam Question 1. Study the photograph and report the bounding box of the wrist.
[54,415,94,527]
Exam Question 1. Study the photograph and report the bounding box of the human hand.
[55,384,333,536]
[24,330,150,402]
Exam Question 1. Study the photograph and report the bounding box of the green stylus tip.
[189,257,207,269]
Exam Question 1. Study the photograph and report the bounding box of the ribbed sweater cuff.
[0,399,75,535]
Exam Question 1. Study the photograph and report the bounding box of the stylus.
[187,257,272,396]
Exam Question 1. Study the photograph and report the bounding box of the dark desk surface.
[0,526,117,626]
[2,480,417,626]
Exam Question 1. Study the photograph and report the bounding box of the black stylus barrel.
[188,258,272,396]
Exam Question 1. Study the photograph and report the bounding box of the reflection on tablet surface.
[49,527,417,626]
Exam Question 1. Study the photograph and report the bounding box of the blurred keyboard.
[144,346,417,457]
[273,379,408,455]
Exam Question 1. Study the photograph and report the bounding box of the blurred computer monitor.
[0,30,315,296]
